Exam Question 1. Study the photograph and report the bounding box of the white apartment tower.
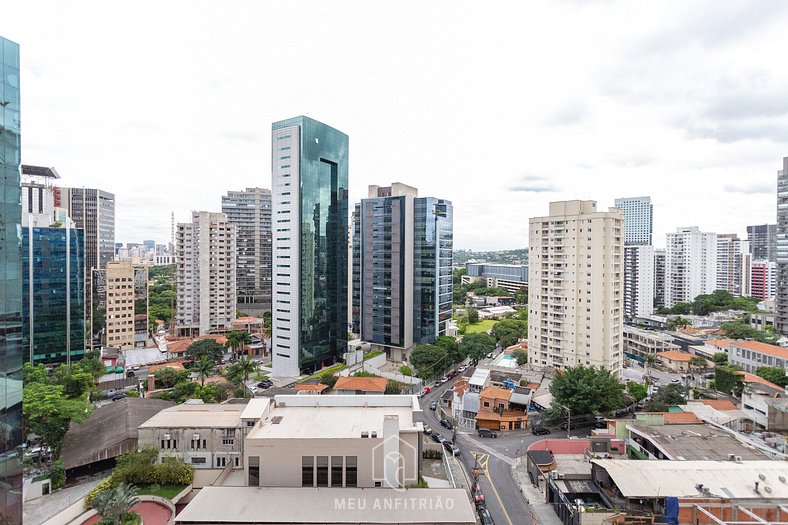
[665,227,717,307]
[716,234,750,296]
[614,196,652,245]
[175,211,237,337]
[623,245,655,320]
[528,201,624,374]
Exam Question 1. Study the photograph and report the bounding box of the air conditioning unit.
[193,434,200,441]
[163,433,171,440]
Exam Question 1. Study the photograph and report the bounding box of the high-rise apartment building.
[614,196,652,245]
[353,184,453,361]
[623,245,655,320]
[106,260,136,349]
[528,201,624,374]
[175,211,237,337]
[271,116,348,377]
[664,227,717,307]
[716,234,746,296]
[747,224,777,262]
[350,206,361,335]
[751,260,777,301]
[0,36,23,523]
[22,225,85,365]
[776,157,788,336]
[222,188,272,317]
[57,187,115,271]
[654,248,666,309]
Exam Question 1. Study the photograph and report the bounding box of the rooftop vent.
[271,416,284,425]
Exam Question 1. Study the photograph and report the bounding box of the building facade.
[271,116,349,377]
[462,262,528,294]
[528,200,624,373]
[622,325,679,361]
[20,165,59,227]
[654,248,665,309]
[664,227,717,307]
[176,211,236,337]
[106,260,136,349]
[222,188,272,317]
[751,260,777,301]
[22,225,85,365]
[728,340,788,375]
[57,187,115,271]
[0,36,23,524]
[623,245,654,321]
[747,224,777,262]
[614,196,652,245]
[777,157,788,336]
[716,234,747,296]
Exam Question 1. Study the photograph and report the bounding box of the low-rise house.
[293,384,329,395]
[333,376,387,395]
[656,350,693,372]
[451,380,479,429]
[489,370,523,388]
[476,386,529,431]
[468,368,491,393]
[623,326,679,361]
[626,422,770,461]
[741,382,788,431]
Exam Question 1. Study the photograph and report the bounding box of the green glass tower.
[271,116,348,376]
[0,35,23,524]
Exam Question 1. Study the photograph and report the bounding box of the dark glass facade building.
[22,227,86,365]
[271,116,348,376]
[776,158,788,336]
[0,35,23,525]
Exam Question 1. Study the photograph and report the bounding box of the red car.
[473,483,485,504]
[423,387,431,394]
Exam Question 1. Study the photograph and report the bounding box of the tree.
[434,336,465,364]
[712,352,728,364]
[549,366,625,416]
[512,349,528,366]
[193,357,216,387]
[715,365,744,396]
[185,339,224,362]
[490,319,528,348]
[320,373,338,388]
[399,365,413,376]
[23,382,91,457]
[234,356,258,383]
[756,366,788,387]
[410,344,449,380]
[225,331,252,359]
[667,316,690,331]
[105,483,139,525]
[721,321,779,345]
[626,382,648,402]
[466,308,480,324]
[459,333,496,365]
[644,383,686,411]
[153,367,190,389]
[689,356,708,375]
[671,302,692,315]
[54,364,95,399]
[23,362,50,384]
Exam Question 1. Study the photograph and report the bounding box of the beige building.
[106,260,136,349]
[528,200,624,374]
[623,325,678,360]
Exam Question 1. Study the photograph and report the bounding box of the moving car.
[423,387,431,394]
[429,401,437,411]
[477,428,497,438]
[443,442,461,456]
[440,419,453,430]
[531,426,550,436]
[423,424,432,434]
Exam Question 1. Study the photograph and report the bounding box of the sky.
[4,0,788,250]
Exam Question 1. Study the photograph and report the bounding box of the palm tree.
[91,489,116,520]
[225,331,253,360]
[236,355,258,383]
[109,483,139,525]
[194,356,216,387]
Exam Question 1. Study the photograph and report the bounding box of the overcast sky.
[4,1,788,250]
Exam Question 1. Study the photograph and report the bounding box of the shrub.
[50,460,66,490]
[423,449,442,459]
[399,365,413,377]
[85,477,116,509]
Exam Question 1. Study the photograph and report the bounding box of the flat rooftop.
[139,404,246,429]
[175,486,476,524]
[628,423,768,461]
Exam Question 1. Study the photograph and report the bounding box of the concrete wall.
[138,425,243,469]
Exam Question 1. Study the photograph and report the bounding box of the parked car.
[112,392,127,401]
[440,419,453,430]
[439,376,449,384]
[472,483,485,505]
[478,506,495,525]
[531,426,550,436]
[429,401,437,411]
[486,352,493,359]
[477,428,497,438]
[257,380,273,389]
[422,387,431,394]
[418,390,427,398]
[444,442,461,456]
[431,433,446,444]
[423,424,432,435]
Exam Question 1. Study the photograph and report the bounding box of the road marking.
[471,452,514,525]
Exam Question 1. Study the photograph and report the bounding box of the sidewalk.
[25,478,102,525]
[511,463,562,525]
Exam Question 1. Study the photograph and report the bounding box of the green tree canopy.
[756,366,788,387]
[153,367,190,389]
[23,383,91,456]
[225,331,253,358]
[721,321,779,344]
[712,352,728,364]
[626,382,648,402]
[644,383,686,412]
[512,348,528,366]
[185,339,224,362]
[549,366,625,416]
[466,308,480,324]
[434,336,465,364]
[490,319,528,348]
[459,333,496,365]
[410,344,449,380]
[193,356,217,387]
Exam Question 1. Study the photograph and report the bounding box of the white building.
[654,248,666,309]
[175,211,236,337]
[717,234,750,296]
[623,244,654,320]
[528,200,624,374]
[614,196,652,246]
[664,227,717,307]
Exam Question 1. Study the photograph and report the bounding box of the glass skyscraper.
[271,116,348,376]
[0,35,23,525]
[22,226,86,365]
[776,158,788,336]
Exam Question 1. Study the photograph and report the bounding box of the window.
[191,457,206,465]
[331,456,343,487]
[249,456,260,486]
[345,456,357,487]
[316,456,329,487]
[302,456,314,487]
[222,439,234,445]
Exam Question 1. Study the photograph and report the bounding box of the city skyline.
[3,1,788,250]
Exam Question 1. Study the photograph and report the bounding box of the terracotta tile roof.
[233,316,262,323]
[700,399,738,411]
[729,340,788,360]
[704,339,733,348]
[166,339,192,354]
[657,350,693,362]
[480,387,513,401]
[453,380,469,396]
[197,334,228,345]
[662,412,702,424]
[294,384,329,392]
[333,376,387,392]
[741,372,783,391]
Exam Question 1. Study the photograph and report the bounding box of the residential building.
[528,200,624,373]
[222,187,272,317]
[22,225,86,365]
[468,368,491,393]
[716,234,749,296]
[614,196,652,245]
[175,211,237,337]
[56,186,115,271]
[350,205,361,334]
[747,223,777,262]
[625,423,769,461]
[451,380,479,429]
[21,165,58,227]
[462,262,528,294]
[622,325,678,360]
[653,248,665,309]
[655,350,693,373]
[332,376,387,395]
[105,260,136,349]
[751,259,778,301]
[623,244,654,320]
[776,157,788,336]
[741,383,788,431]
[354,183,453,361]
[664,226,716,307]
[271,116,349,377]
[727,339,788,374]
[476,386,530,431]
[0,36,24,524]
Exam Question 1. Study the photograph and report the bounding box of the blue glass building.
[22,226,86,365]
[0,35,23,524]
[270,116,348,376]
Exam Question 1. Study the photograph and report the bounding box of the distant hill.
[454,248,528,266]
